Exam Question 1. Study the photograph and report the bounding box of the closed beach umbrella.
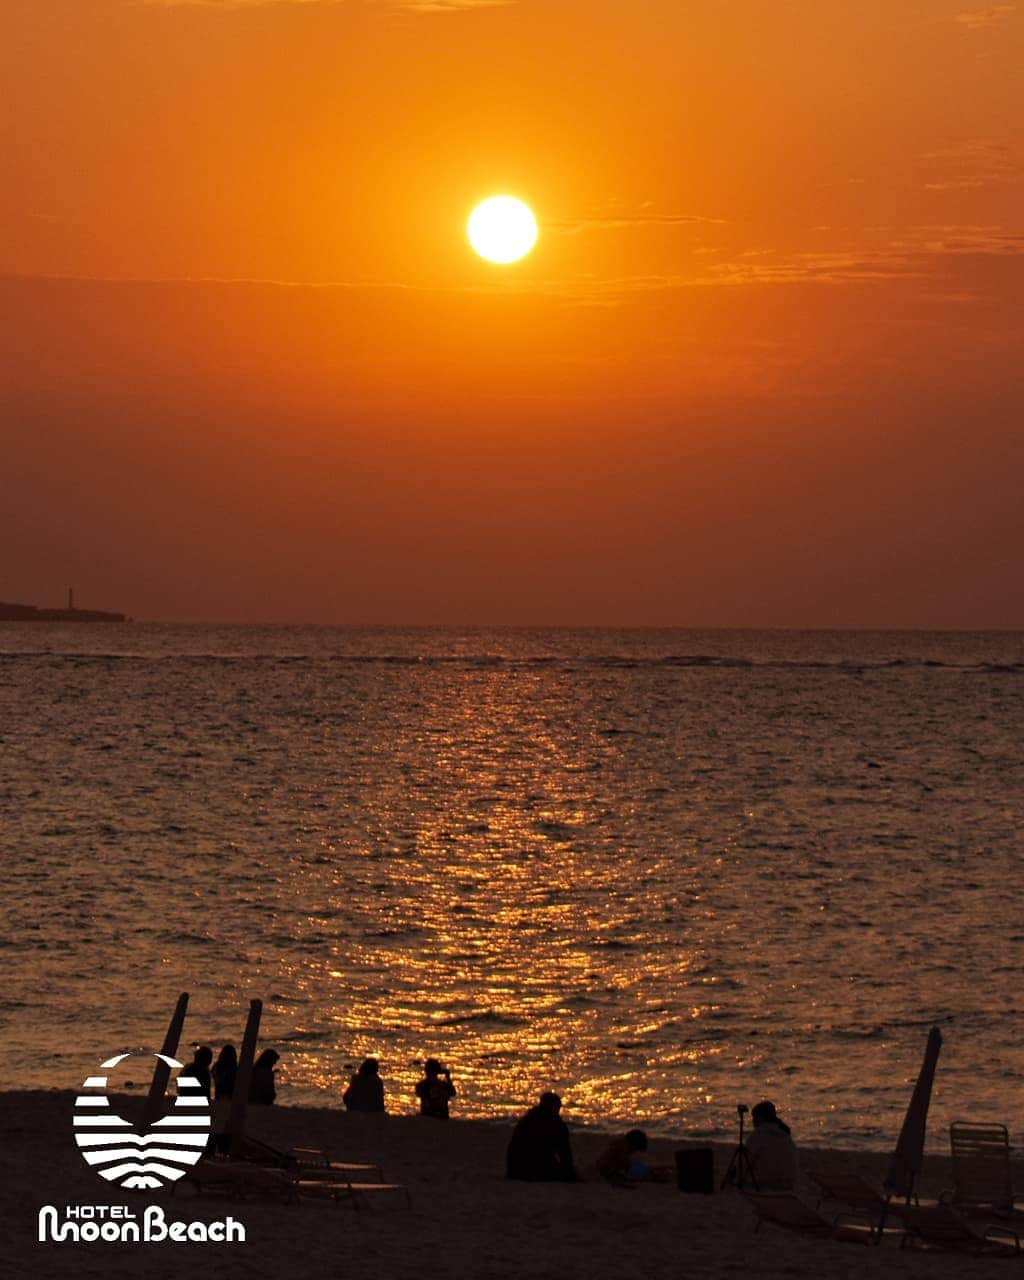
[884,1025,942,1201]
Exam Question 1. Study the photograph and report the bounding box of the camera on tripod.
[721,1102,758,1190]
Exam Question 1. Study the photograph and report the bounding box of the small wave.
[882,1013,956,1029]
[431,1010,527,1028]
[533,821,577,841]
[661,655,755,668]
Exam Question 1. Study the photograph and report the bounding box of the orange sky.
[2,0,1022,625]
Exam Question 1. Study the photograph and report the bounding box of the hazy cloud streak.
[954,5,1017,28]
[921,139,1021,191]
[139,0,511,10]
[547,213,727,236]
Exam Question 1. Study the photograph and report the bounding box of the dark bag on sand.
[675,1147,714,1194]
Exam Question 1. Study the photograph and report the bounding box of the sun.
[467,196,538,264]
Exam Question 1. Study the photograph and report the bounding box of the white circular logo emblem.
[74,1053,211,1190]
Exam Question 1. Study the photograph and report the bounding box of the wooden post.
[141,992,189,1127]
[228,998,263,1159]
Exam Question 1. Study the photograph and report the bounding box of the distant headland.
[0,588,129,623]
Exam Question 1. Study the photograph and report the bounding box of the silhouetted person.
[183,1045,213,1099]
[415,1058,456,1119]
[506,1092,577,1182]
[746,1100,797,1190]
[212,1044,237,1100]
[343,1057,385,1113]
[209,1044,238,1154]
[249,1049,279,1105]
[597,1129,649,1185]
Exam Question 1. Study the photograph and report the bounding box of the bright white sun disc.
[467,196,538,264]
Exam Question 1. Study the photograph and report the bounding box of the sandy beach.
[5,1090,1019,1279]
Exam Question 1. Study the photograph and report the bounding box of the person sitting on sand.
[415,1058,457,1120]
[597,1129,650,1185]
[183,1045,213,1099]
[212,1043,237,1100]
[745,1100,797,1190]
[343,1057,386,1113]
[506,1092,577,1182]
[249,1049,279,1105]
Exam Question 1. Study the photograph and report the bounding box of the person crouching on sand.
[597,1129,650,1186]
[343,1057,386,1112]
[415,1058,456,1119]
[506,1092,578,1182]
[745,1100,798,1189]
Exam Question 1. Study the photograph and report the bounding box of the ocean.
[2,625,1022,1152]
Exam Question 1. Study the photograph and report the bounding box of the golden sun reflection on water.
[244,669,726,1131]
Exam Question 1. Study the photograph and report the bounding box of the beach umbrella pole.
[228,998,263,1159]
[141,991,189,1127]
[884,1025,942,1203]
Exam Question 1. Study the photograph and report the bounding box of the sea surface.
[1,625,1022,1152]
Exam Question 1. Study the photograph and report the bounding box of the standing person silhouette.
[249,1049,279,1105]
[415,1058,456,1119]
[183,1045,213,1099]
[212,1044,237,1100]
[210,1044,237,1153]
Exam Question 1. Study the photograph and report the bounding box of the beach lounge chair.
[176,1157,299,1204]
[946,1122,1019,1214]
[740,1190,873,1244]
[177,1155,407,1209]
[805,1169,901,1244]
[236,1135,384,1183]
[899,1203,1021,1255]
[296,1178,411,1212]
[228,1135,406,1207]
[291,1145,385,1181]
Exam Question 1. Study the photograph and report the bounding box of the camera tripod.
[721,1104,759,1190]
